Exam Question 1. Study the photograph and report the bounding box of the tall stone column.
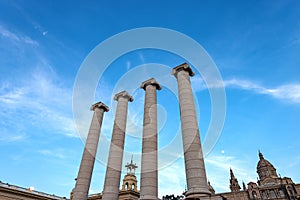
[72,102,109,200]
[172,63,211,199]
[102,91,133,200]
[140,78,161,200]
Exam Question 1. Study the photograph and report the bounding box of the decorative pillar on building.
[102,91,133,200]
[140,78,161,200]
[121,158,138,192]
[72,102,109,200]
[229,168,241,192]
[208,181,215,195]
[172,63,211,199]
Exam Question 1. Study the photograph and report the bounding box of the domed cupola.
[256,151,278,184]
[121,158,138,192]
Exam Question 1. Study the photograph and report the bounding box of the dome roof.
[257,152,275,169]
[256,151,278,182]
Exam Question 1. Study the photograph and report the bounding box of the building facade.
[2,64,299,200]
[1,151,299,200]
[212,151,300,200]
[86,159,140,200]
[0,181,67,200]
[85,152,300,200]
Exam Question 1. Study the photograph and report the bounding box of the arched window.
[125,182,128,190]
[269,190,276,199]
[252,191,257,199]
[262,191,267,199]
[131,183,135,190]
[279,190,284,197]
[287,186,293,196]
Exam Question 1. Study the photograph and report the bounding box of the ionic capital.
[113,91,134,102]
[90,101,109,112]
[171,62,195,78]
[140,78,162,90]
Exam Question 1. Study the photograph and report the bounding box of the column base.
[184,195,222,200]
[185,189,212,200]
[139,195,159,200]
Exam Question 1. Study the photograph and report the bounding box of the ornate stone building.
[87,158,140,200]
[71,64,299,200]
[2,64,299,200]
[211,151,300,200]
[85,151,300,200]
[2,151,299,200]
[0,181,67,200]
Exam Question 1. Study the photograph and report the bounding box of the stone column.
[172,63,211,199]
[72,102,109,200]
[140,78,161,200]
[102,91,133,200]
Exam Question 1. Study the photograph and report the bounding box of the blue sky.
[0,0,300,198]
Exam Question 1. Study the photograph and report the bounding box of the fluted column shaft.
[140,78,161,200]
[72,102,109,200]
[102,91,133,200]
[172,63,210,199]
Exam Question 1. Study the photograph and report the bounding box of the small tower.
[121,157,138,192]
[242,181,247,191]
[256,151,278,185]
[208,181,215,195]
[229,168,241,192]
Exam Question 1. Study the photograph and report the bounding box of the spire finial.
[125,156,138,175]
[230,167,234,178]
[258,150,264,160]
[242,181,246,190]
[229,168,241,192]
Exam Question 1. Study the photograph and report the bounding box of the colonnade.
[72,63,210,200]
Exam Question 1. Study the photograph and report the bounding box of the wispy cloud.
[224,79,300,103]
[0,25,39,46]
[0,66,77,139]
[38,149,66,159]
[0,133,27,142]
[192,75,300,104]
[0,25,19,41]
[206,154,257,193]
[158,160,186,197]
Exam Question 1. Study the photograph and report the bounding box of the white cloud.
[0,133,27,142]
[191,75,207,91]
[264,84,300,103]
[0,25,39,46]
[23,35,39,45]
[158,160,186,197]
[192,76,300,104]
[205,154,257,193]
[0,86,27,105]
[0,66,77,138]
[38,149,66,159]
[0,25,19,41]
[224,79,300,103]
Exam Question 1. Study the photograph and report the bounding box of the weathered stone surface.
[172,63,211,199]
[140,78,161,200]
[72,102,109,200]
[102,91,133,200]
